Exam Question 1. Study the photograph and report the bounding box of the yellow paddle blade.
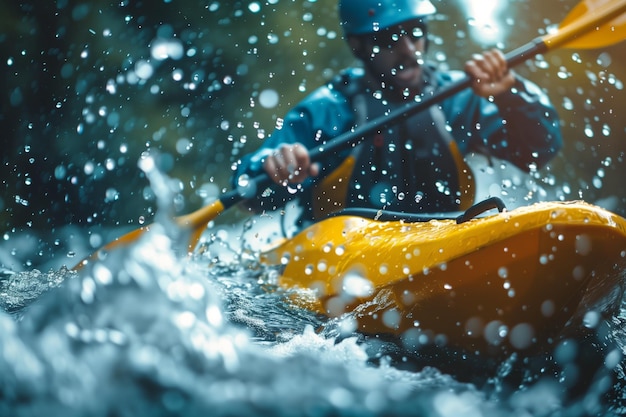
[176,199,227,250]
[73,199,226,270]
[546,0,626,49]
[73,226,150,270]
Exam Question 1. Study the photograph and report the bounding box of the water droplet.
[541,299,555,317]
[172,68,184,81]
[382,309,401,329]
[562,97,573,111]
[583,310,600,329]
[342,273,373,297]
[557,66,571,79]
[259,89,279,108]
[597,52,612,67]
[498,266,508,279]
[248,2,261,13]
[134,60,154,79]
[509,323,534,350]
[267,33,279,44]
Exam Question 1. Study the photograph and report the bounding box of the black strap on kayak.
[455,196,506,224]
[329,197,506,224]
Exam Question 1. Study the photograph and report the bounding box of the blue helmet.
[339,0,436,36]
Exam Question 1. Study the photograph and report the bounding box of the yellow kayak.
[261,200,626,353]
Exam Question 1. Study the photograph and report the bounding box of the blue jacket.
[233,66,562,220]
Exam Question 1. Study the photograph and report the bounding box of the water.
[0,227,482,417]
[1,162,626,417]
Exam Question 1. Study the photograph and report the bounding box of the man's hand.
[464,49,516,98]
[263,143,319,185]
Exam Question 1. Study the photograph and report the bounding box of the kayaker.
[232,0,563,226]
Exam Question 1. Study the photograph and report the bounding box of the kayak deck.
[261,201,626,352]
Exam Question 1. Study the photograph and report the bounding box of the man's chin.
[391,67,422,88]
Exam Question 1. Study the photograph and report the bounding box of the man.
[232,0,562,226]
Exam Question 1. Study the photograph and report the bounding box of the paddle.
[73,0,626,270]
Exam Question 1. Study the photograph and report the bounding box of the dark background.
[1,0,624,267]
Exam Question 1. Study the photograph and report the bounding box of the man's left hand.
[464,49,516,98]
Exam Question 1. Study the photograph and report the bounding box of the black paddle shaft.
[224,38,549,210]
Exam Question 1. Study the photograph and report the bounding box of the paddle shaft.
[224,40,549,210]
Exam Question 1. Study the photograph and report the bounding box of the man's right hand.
[263,143,319,185]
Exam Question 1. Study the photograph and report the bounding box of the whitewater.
[1,159,625,417]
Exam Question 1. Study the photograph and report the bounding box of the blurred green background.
[1,0,624,267]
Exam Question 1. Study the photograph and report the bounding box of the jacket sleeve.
[446,73,563,172]
[231,85,354,213]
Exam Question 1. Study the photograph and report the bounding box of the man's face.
[352,21,428,92]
